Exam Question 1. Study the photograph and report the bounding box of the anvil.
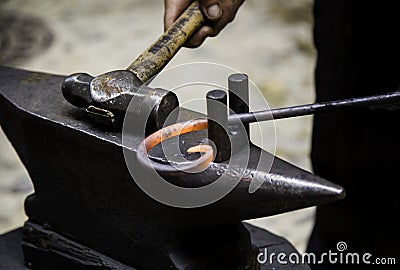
[0,66,344,269]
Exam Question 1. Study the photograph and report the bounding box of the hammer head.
[62,70,179,132]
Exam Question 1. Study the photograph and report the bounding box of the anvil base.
[0,222,309,270]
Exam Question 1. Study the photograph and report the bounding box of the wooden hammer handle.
[127,1,204,83]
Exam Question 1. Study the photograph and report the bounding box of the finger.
[164,0,192,30]
[198,0,223,20]
[185,26,213,48]
[208,0,245,37]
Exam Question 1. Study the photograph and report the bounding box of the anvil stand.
[0,66,344,269]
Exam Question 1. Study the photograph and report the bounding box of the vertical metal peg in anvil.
[0,1,349,269]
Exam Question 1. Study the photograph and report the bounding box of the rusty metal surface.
[0,66,342,269]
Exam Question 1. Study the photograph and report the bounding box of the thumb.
[199,0,222,20]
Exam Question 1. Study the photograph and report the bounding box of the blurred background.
[0,0,316,253]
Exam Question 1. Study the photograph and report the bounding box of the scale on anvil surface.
[1,1,399,269]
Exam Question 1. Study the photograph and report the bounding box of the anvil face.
[0,66,344,269]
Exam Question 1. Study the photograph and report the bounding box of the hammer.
[62,1,204,132]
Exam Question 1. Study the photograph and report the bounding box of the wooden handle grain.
[127,1,204,83]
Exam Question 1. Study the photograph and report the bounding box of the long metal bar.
[228,91,400,125]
